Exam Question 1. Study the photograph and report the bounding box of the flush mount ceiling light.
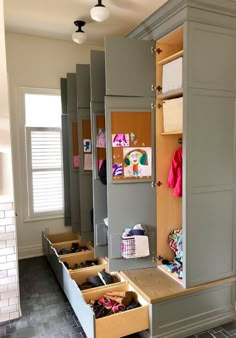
[72,20,87,44]
[90,0,110,22]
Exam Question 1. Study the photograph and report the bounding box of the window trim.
[19,87,64,221]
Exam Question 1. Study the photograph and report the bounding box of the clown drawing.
[124,148,151,177]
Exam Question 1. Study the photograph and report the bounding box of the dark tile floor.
[0,256,236,338]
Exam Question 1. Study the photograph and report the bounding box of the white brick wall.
[0,202,20,322]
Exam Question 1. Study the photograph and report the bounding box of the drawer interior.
[47,232,80,244]
[83,283,149,338]
[61,254,107,271]
[71,268,122,292]
[52,240,94,256]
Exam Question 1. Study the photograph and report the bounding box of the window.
[21,89,64,220]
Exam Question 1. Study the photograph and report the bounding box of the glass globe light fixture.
[90,0,110,22]
[72,20,87,44]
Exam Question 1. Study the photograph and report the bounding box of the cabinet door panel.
[60,78,67,114]
[105,97,156,272]
[77,110,93,241]
[185,88,236,287]
[187,22,236,91]
[76,64,91,108]
[90,51,105,102]
[61,114,71,226]
[67,73,77,112]
[105,36,155,97]
[90,105,108,258]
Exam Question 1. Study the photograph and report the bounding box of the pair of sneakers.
[87,269,114,287]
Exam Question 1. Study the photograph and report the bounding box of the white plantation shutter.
[26,127,64,217]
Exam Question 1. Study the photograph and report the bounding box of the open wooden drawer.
[47,231,80,244]
[70,265,123,292]
[77,282,149,338]
[60,253,107,272]
[52,239,94,257]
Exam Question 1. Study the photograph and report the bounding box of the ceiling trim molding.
[126,0,236,41]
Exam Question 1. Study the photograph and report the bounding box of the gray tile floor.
[0,256,235,338]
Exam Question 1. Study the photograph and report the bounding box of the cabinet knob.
[151,181,162,188]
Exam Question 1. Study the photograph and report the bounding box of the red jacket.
[168,147,182,197]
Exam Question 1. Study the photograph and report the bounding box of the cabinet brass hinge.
[151,84,162,92]
[151,47,163,54]
[151,102,162,109]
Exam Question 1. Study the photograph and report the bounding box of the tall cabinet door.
[76,65,93,241]
[105,36,157,272]
[60,78,71,226]
[66,73,81,233]
[90,51,108,258]
[184,22,236,287]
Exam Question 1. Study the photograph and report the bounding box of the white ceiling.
[4,0,168,45]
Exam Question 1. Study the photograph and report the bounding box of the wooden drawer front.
[47,231,80,244]
[82,283,149,338]
[52,240,94,257]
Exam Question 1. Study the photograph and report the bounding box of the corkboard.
[111,111,152,181]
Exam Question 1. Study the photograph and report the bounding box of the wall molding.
[18,244,43,259]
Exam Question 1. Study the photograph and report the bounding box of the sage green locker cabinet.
[60,78,71,226]
[66,73,81,233]
[90,51,108,258]
[104,37,157,272]
[125,0,236,288]
[76,64,93,241]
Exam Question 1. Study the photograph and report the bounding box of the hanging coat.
[167,147,182,197]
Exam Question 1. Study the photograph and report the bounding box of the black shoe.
[87,275,104,287]
[57,248,71,255]
[71,242,79,253]
[98,269,114,285]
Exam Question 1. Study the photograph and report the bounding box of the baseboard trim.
[18,244,43,259]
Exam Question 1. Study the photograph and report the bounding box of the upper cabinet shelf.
[156,88,183,100]
[158,50,183,65]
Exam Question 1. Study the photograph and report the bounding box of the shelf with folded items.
[156,88,183,101]
[158,49,183,65]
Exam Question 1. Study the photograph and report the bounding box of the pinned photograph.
[123,147,152,178]
[83,139,91,152]
[112,134,129,147]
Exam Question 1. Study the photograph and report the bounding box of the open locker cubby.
[155,27,184,285]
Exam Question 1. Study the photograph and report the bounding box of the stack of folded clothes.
[57,242,89,255]
[78,269,114,290]
[89,291,140,318]
[63,260,98,270]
